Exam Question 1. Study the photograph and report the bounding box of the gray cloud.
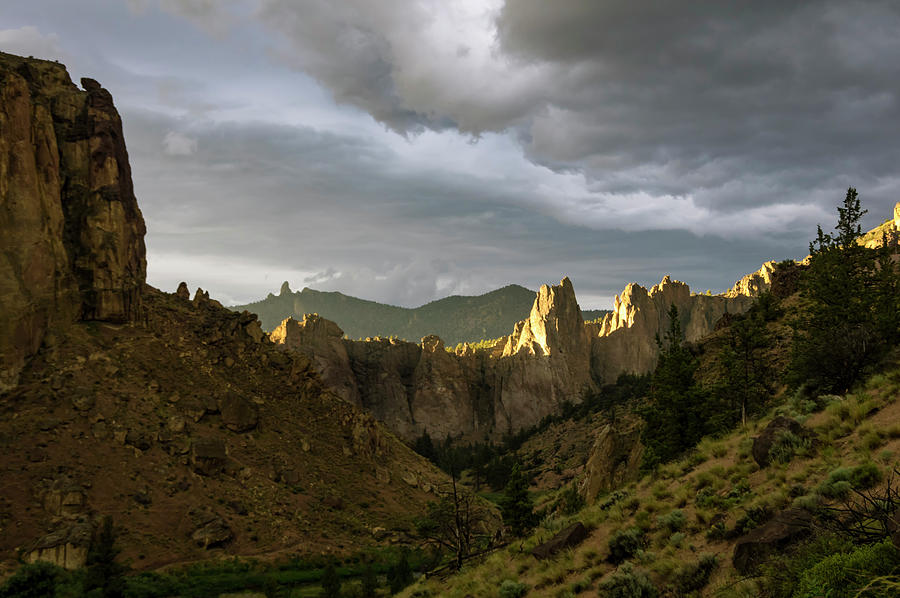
[236,1,900,228]
[6,0,892,310]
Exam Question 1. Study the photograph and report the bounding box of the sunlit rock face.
[590,264,773,383]
[271,268,774,441]
[271,278,598,441]
[0,52,146,391]
[270,314,361,405]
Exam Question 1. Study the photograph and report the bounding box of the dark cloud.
[244,0,900,227]
[5,0,893,310]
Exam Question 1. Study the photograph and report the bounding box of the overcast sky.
[3,1,899,308]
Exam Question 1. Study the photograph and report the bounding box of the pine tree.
[360,562,378,598]
[640,304,705,468]
[84,516,127,598]
[790,188,899,394]
[388,548,413,593]
[721,304,773,427]
[499,463,536,537]
[319,562,341,598]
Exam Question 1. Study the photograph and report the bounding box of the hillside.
[233,283,609,345]
[401,251,900,597]
[0,52,448,585]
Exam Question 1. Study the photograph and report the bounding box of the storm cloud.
[2,0,897,309]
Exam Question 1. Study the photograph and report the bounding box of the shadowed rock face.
[0,52,146,391]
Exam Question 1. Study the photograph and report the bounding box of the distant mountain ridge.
[233,283,610,345]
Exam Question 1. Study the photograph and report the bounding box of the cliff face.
[272,268,774,442]
[0,53,146,391]
[589,264,775,382]
[271,278,598,441]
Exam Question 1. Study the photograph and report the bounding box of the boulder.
[25,521,93,570]
[220,395,258,432]
[580,415,644,502]
[176,282,190,299]
[188,508,233,549]
[531,522,588,559]
[42,478,87,517]
[191,438,228,476]
[732,508,812,574]
[752,417,812,467]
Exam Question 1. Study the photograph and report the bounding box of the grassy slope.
[402,363,900,597]
[401,278,900,597]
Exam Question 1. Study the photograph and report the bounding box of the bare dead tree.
[415,471,497,571]
[812,468,900,546]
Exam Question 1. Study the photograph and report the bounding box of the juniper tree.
[499,463,536,537]
[790,188,900,393]
[640,304,706,468]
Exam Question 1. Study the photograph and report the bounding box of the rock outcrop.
[0,52,146,391]
[579,415,644,503]
[271,270,775,441]
[270,314,361,405]
[271,278,598,441]
[752,417,815,468]
[590,265,773,382]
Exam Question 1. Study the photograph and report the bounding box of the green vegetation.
[499,464,537,537]
[789,187,900,394]
[0,549,430,598]
[394,188,900,597]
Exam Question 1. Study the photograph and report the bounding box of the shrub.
[597,563,658,598]
[673,555,718,595]
[657,510,686,533]
[0,562,65,598]
[499,579,529,598]
[793,541,900,598]
[608,527,647,564]
[668,532,686,548]
[769,430,813,463]
[818,463,882,499]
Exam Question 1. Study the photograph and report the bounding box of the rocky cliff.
[0,52,145,392]
[0,53,448,574]
[590,263,775,382]
[272,268,775,442]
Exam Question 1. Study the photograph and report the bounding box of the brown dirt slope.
[0,285,447,573]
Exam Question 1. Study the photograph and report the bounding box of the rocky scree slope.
[0,53,448,575]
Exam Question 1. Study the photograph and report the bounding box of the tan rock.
[25,521,93,570]
[580,416,644,503]
[0,54,145,391]
[270,315,361,405]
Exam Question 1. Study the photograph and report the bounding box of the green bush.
[608,527,646,564]
[818,463,882,499]
[672,555,718,595]
[793,541,900,598]
[656,510,686,533]
[498,579,529,598]
[0,562,65,598]
[769,430,812,463]
[597,563,658,598]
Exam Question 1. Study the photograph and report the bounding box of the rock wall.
[590,263,775,382]
[271,267,774,442]
[271,278,597,441]
[0,52,146,391]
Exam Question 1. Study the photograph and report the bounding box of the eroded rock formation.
[272,267,774,442]
[0,52,146,391]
